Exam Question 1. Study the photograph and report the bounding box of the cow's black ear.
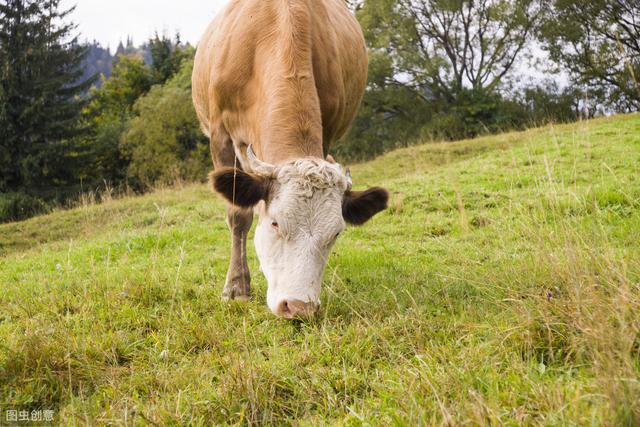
[342,187,389,225]
[209,168,269,208]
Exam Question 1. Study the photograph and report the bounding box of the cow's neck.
[261,81,324,164]
[259,0,324,165]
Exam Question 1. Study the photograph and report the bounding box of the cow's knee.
[226,206,253,234]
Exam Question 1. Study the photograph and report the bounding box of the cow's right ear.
[209,168,269,208]
[342,187,389,225]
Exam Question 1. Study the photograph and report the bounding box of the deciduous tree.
[540,0,640,111]
[337,0,543,158]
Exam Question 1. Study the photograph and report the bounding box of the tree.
[120,59,209,188]
[147,32,191,84]
[336,0,543,159]
[362,0,542,104]
[0,0,95,192]
[80,41,196,186]
[87,55,155,119]
[540,0,640,111]
[80,41,114,88]
[79,55,155,184]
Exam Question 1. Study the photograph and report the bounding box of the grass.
[1,114,639,425]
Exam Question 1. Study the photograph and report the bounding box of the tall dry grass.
[505,183,640,424]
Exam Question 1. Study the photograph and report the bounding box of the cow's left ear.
[342,187,389,225]
[209,168,269,208]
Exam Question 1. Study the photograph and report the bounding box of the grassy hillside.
[1,115,639,425]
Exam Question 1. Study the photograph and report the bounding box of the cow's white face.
[211,151,388,319]
[253,160,347,316]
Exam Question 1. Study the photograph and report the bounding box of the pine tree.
[116,40,125,56]
[0,0,95,192]
[148,32,188,84]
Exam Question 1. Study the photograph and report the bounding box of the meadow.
[1,115,639,425]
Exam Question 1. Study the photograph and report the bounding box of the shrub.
[0,193,50,223]
[120,81,209,188]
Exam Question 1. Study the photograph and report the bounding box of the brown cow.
[192,0,388,318]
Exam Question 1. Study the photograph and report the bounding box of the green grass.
[1,115,639,425]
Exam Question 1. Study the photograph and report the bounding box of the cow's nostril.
[276,300,291,317]
[276,299,318,319]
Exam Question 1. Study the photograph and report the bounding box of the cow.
[192,0,388,319]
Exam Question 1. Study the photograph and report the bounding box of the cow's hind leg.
[210,125,253,300]
[223,206,253,300]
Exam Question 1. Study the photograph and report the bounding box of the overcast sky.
[60,0,230,51]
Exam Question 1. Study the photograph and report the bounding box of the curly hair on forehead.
[276,158,348,193]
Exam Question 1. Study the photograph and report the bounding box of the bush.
[120,66,209,188]
[0,193,50,223]
[420,90,528,141]
[522,83,580,125]
[337,84,581,163]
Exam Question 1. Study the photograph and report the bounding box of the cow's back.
[192,0,367,163]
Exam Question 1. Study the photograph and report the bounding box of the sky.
[60,0,230,51]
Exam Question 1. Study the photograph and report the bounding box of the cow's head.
[210,146,388,319]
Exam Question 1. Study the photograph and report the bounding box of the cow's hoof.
[222,293,250,302]
[222,281,251,302]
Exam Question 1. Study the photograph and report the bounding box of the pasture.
[1,115,639,425]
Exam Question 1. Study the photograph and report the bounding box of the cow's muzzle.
[275,299,319,319]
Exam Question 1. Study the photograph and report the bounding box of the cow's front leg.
[222,205,253,301]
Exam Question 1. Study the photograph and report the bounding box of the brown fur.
[342,188,389,225]
[192,0,368,165]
